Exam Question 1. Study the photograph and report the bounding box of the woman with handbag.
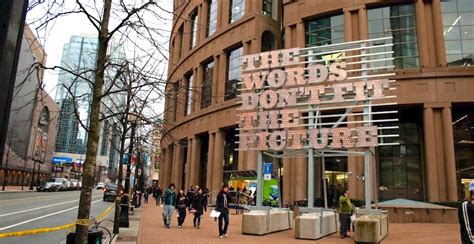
[175,189,188,228]
[191,188,206,229]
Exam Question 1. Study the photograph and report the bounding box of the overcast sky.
[25,0,174,110]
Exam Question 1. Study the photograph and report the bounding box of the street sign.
[263,163,272,181]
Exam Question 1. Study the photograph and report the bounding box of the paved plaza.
[138,203,461,244]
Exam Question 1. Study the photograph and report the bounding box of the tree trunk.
[113,80,131,234]
[74,0,112,243]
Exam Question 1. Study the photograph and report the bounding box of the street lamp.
[119,111,139,228]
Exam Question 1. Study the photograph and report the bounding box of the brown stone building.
[161,0,474,205]
[0,25,59,187]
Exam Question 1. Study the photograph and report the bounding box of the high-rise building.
[161,0,474,205]
[53,35,126,181]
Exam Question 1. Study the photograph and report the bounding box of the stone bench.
[354,213,388,244]
[242,208,293,235]
[295,211,338,240]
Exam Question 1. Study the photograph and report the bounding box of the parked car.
[70,179,80,190]
[103,183,117,202]
[42,178,67,192]
[96,182,105,190]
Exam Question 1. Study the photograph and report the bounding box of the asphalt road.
[0,190,115,244]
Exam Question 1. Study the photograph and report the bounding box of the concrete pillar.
[217,51,227,103]
[415,0,430,67]
[185,138,193,190]
[198,3,205,43]
[294,157,308,201]
[172,143,183,189]
[296,21,305,48]
[358,7,368,40]
[434,109,447,201]
[246,150,257,170]
[206,132,215,198]
[212,130,224,193]
[220,0,230,28]
[442,107,458,201]
[195,65,203,111]
[431,0,447,66]
[190,136,201,186]
[424,107,439,201]
[283,157,292,204]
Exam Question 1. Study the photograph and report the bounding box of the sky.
[25,0,174,111]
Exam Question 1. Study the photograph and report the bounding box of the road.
[0,190,115,244]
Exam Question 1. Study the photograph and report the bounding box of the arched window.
[34,107,50,163]
[261,31,276,52]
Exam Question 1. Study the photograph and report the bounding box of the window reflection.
[201,60,214,108]
[207,0,218,37]
[368,4,420,70]
[230,0,245,23]
[442,0,474,66]
[305,14,344,47]
[225,46,243,100]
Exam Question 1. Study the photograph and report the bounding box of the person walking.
[162,183,176,228]
[155,187,163,206]
[216,185,232,238]
[144,186,149,204]
[459,181,474,243]
[338,190,352,238]
[191,188,206,229]
[235,187,241,214]
[175,189,188,228]
[187,185,196,209]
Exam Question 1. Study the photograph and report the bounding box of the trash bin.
[66,229,103,244]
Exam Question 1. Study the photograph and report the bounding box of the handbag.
[210,209,221,218]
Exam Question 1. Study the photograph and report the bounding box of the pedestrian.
[203,188,209,212]
[144,186,149,203]
[187,185,196,209]
[175,189,188,228]
[191,188,206,229]
[338,190,352,238]
[235,187,241,214]
[162,183,176,228]
[216,185,232,239]
[459,181,474,243]
[155,187,163,206]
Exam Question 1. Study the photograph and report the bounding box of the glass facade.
[201,60,214,108]
[305,14,344,47]
[262,0,272,17]
[225,46,243,100]
[190,10,199,49]
[185,73,193,115]
[207,0,218,37]
[368,4,419,70]
[452,105,474,199]
[229,0,245,23]
[441,0,474,66]
[261,31,276,52]
[377,106,423,201]
[100,121,109,156]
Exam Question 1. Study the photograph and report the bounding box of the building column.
[358,6,368,40]
[434,109,447,200]
[219,0,229,30]
[195,66,203,111]
[424,106,440,201]
[217,51,227,103]
[212,129,224,196]
[415,0,430,67]
[185,138,193,190]
[283,157,293,203]
[442,106,458,201]
[294,157,307,201]
[246,150,257,170]
[190,136,201,186]
[172,143,183,189]
[432,0,447,66]
[296,21,305,48]
[206,132,215,199]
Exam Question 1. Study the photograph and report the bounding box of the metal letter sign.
[237,37,399,209]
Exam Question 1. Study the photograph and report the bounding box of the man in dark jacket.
[162,183,176,228]
[216,185,232,238]
[459,181,474,243]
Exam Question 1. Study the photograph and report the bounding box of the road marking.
[0,190,104,204]
[0,195,102,218]
[0,199,102,231]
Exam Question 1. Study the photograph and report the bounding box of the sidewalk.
[0,186,35,192]
[138,203,461,244]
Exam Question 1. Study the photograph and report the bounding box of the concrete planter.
[242,208,293,235]
[354,214,388,244]
[295,212,338,240]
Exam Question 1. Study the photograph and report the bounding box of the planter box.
[295,212,338,240]
[354,214,388,244]
[242,209,293,235]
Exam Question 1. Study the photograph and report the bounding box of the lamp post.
[119,112,138,228]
